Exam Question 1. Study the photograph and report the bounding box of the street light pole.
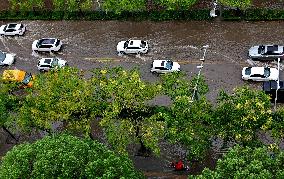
[274,57,280,111]
[191,45,209,102]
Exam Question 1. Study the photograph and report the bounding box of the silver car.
[248,45,284,60]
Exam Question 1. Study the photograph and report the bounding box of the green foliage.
[0,134,144,178]
[160,72,213,159]
[18,68,95,134]
[153,0,199,10]
[91,67,164,155]
[8,0,44,11]
[52,0,65,11]
[214,86,272,146]
[103,0,146,14]
[191,145,284,179]
[219,0,252,9]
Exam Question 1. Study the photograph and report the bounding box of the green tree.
[18,68,95,136]
[0,134,144,178]
[219,0,252,9]
[103,0,146,14]
[153,0,198,10]
[91,67,164,155]
[214,86,272,148]
[191,145,284,179]
[160,72,213,159]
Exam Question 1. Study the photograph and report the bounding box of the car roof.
[128,40,143,47]
[6,23,21,29]
[39,38,57,45]
[39,58,54,65]
[153,60,172,67]
[3,70,26,80]
[250,67,265,75]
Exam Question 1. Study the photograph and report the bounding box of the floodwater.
[1,20,284,177]
[1,20,284,101]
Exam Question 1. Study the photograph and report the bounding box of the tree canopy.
[0,134,144,178]
[191,145,284,179]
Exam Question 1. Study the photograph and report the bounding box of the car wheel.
[50,50,55,53]
[119,51,125,55]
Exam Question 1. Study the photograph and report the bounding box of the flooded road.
[1,20,284,176]
[0,20,284,100]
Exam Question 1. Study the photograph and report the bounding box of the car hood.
[3,53,14,63]
[249,46,260,56]
[172,62,181,71]
[0,25,5,33]
[58,60,67,67]
[117,41,126,51]
[32,40,39,48]
[270,68,279,80]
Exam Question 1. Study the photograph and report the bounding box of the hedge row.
[222,8,284,21]
[0,10,212,21]
[0,9,283,21]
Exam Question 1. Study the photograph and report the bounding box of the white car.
[32,38,62,52]
[0,23,26,36]
[242,67,278,81]
[248,45,284,60]
[151,60,180,74]
[0,51,15,66]
[37,57,67,72]
[117,40,148,54]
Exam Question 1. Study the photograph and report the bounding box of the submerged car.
[117,40,148,54]
[242,67,278,81]
[0,51,15,66]
[151,60,180,74]
[2,70,35,88]
[32,38,62,52]
[0,23,26,36]
[248,45,284,60]
[37,57,67,72]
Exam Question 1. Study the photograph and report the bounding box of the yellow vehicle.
[2,70,35,88]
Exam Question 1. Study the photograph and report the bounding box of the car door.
[5,29,16,36]
[250,74,265,81]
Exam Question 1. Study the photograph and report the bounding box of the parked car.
[248,45,284,60]
[37,57,67,72]
[117,40,148,54]
[263,80,284,103]
[0,23,26,36]
[0,51,15,66]
[150,60,180,74]
[242,67,278,81]
[32,38,62,52]
[2,70,35,88]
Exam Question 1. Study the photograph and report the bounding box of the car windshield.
[264,67,270,77]
[245,67,251,75]
[51,58,59,67]
[124,41,129,49]
[258,45,265,54]
[0,51,6,62]
[165,61,173,70]
[22,73,32,85]
[140,41,147,48]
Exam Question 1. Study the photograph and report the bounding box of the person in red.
[170,159,189,171]
[175,160,184,171]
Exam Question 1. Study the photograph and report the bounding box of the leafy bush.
[0,134,144,178]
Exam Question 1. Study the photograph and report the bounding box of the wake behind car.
[242,67,278,81]
[32,38,62,52]
[117,40,148,54]
[0,51,15,66]
[37,57,67,72]
[151,60,180,74]
[0,23,26,36]
[248,45,284,60]
[3,70,35,88]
